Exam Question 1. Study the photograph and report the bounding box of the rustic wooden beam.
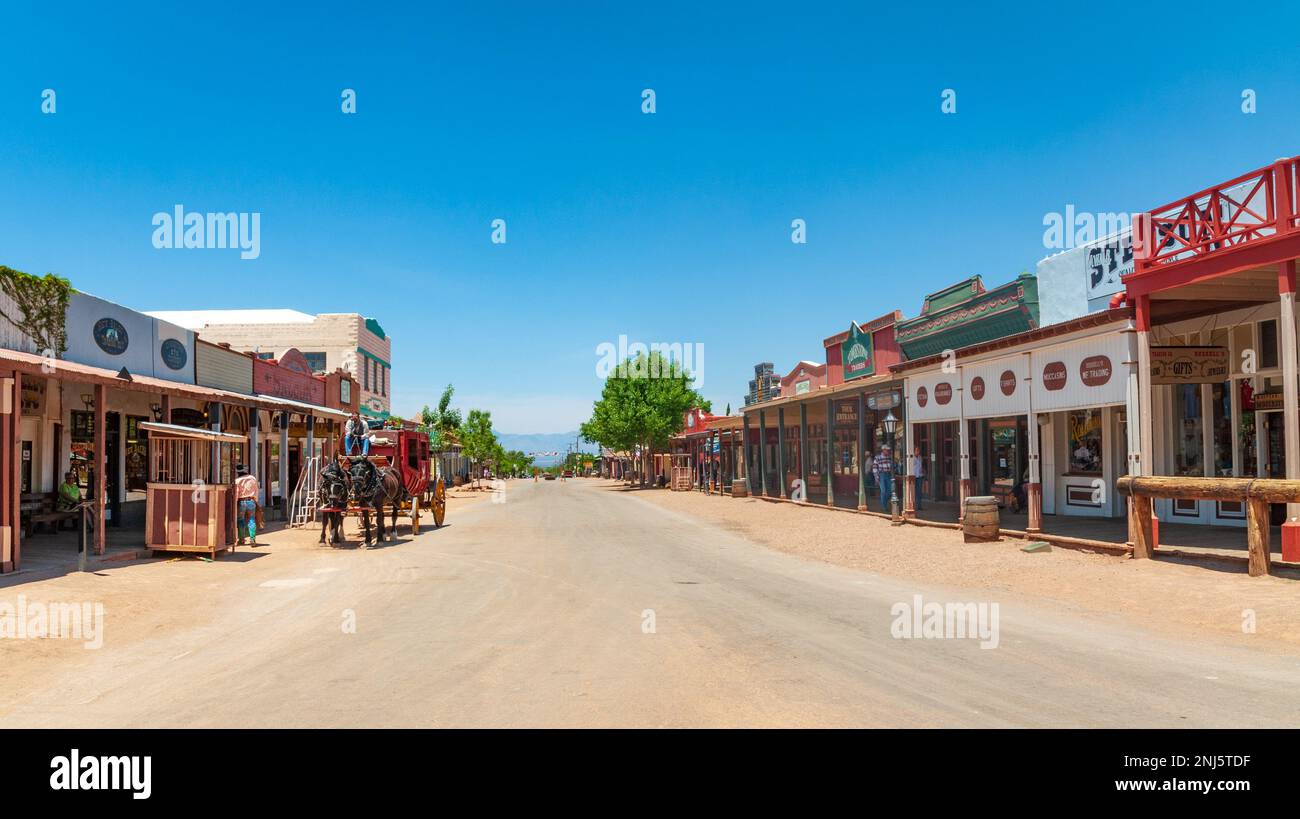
[1117,475,1300,503]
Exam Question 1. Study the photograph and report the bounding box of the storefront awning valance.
[139,421,248,443]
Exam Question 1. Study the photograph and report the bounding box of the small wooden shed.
[141,422,248,558]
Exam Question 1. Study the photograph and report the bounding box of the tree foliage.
[0,265,72,356]
[419,383,463,450]
[458,408,497,488]
[580,351,709,485]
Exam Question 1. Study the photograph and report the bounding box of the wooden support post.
[758,409,768,497]
[1279,260,1300,521]
[9,371,20,570]
[279,412,290,518]
[856,393,867,511]
[799,402,809,502]
[94,383,106,555]
[904,474,916,518]
[825,396,835,508]
[1130,494,1154,560]
[777,407,787,498]
[1247,497,1273,577]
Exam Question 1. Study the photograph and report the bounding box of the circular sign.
[1042,361,1068,391]
[93,318,129,356]
[1000,370,1017,396]
[1080,354,1113,387]
[160,338,187,370]
[916,386,928,407]
[969,376,985,400]
[935,382,953,405]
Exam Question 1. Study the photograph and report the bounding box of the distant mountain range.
[497,431,600,467]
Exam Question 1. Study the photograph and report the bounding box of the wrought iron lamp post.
[882,410,901,524]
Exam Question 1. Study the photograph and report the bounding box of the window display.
[1067,409,1103,474]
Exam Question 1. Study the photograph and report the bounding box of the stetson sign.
[842,321,875,380]
[1150,346,1229,385]
[969,376,986,400]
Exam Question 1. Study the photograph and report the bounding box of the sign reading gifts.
[1150,346,1229,384]
[842,322,875,380]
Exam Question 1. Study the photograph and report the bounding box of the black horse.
[318,457,351,546]
[348,457,408,547]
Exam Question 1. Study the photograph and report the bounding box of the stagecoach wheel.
[433,479,447,527]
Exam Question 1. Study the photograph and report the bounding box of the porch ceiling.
[1148,265,1279,324]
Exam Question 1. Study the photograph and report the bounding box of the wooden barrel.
[962,496,1001,542]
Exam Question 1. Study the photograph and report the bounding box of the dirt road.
[2,478,1297,727]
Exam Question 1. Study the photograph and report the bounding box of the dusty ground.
[622,480,1300,653]
[4,477,1299,727]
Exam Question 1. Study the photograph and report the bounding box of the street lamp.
[882,410,901,523]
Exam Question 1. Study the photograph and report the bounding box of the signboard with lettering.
[1150,346,1230,385]
[1042,361,1068,391]
[1079,355,1113,387]
[842,322,875,380]
[934,382,953,405]
[20,377,46,416]
[834,399,858,427]
[866,390,901,410]
[969,376,985,401]
[254,356,326,406]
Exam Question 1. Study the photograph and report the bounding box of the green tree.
[459,408,497,489]
[419,384,463,450]
[0,266,73,356]
[580,351,709,488]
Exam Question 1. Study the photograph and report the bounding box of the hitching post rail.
[1116,475,1300,577]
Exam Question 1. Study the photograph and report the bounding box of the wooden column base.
[959,478,972,521]
[903,475,917,518]
[1026,482,1042,533]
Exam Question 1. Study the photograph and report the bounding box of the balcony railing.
[1133,157,1300,273]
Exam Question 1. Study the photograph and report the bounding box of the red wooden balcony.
[1126,157,1300,316]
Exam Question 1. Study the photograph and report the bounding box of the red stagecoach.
[350,427,446,530]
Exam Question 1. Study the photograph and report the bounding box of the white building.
[148,309,394,420]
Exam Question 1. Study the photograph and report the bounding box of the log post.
[1246,497,1273,577]
[1130,494,1154,560]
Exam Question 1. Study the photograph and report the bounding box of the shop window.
[1211,381,1233,477]
[1174,384,1203,477]
[1067,409,1104,475]
[303,352,327,373]
[1259,319,1279,370]
[832,430,858,476]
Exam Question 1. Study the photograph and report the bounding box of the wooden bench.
[20,492,81,537]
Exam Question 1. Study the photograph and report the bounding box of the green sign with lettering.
[843,322,875,380]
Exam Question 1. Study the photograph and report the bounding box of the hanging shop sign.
[969,376,986,401]
[999,370,1017,396]
[1042,361,1068,391]
[843,322,875,380]
[1150,346,1229,385]
[1253,392,1284,411]
[866,390,901,410]
[20,377,46,415]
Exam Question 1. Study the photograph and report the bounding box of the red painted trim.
[1280,259,1297,295]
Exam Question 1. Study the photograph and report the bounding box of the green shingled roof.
[895,273,1039,360]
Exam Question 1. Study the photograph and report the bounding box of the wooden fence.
[1116,476,1300,577]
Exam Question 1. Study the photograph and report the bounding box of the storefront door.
[1262,411,1288,525]
[937,421,958,501]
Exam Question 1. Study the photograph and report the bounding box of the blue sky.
[4,2,1300,432]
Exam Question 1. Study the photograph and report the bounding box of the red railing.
[1134,157,1300,273]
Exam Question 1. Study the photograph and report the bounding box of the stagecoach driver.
[345,411,371,457]
[234,464,261,546]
